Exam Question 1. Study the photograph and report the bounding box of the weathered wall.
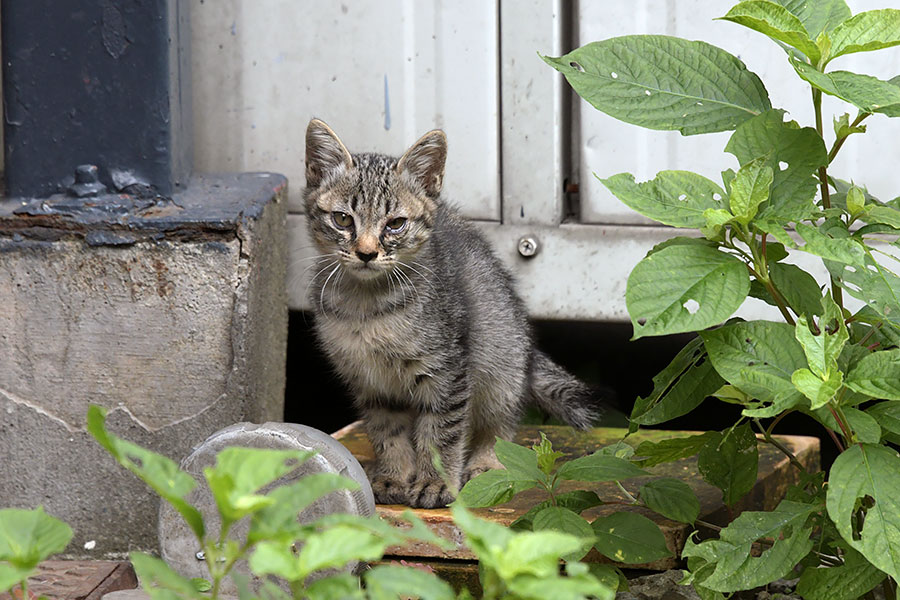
[0,173,288,556]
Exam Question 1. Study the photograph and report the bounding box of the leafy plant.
[0,506,73,599]
[88,406,614,599]
[458,434,699,591]
[542,1,900,598]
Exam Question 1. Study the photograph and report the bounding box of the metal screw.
[517,236,539,258]
[68,164,107,197]
[195,550,206,561]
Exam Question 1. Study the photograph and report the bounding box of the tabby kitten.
[304,119,604,508]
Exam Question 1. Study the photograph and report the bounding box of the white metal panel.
[500,0,568,225]
[191,0,500,220]
[578,0,900,225]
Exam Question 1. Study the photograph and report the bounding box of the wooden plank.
[335,423,820,569]
[0,561,137,600]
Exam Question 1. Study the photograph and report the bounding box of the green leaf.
[556,452,649,482]
[729,157,773,225]
[87,405,205,541]
[640,478,701,524]
[719,1,820,63]
[826,443,900,582]
[681,500,815,593]
[364,565,455,600]
[791,367,843,409]
[456,469,534,508]
[827,255,900,332]
[631,432,717,468]
[697,425,759,506]
[598,171,727,229]
[702,208,734,241]
[0,507,72,570]
[725,110,827,221]
[867,401,900,444]
[494,438,546,484]
[305,573,364,600]
[847,185,866,216]
[794,297,848,379]
[248,473,359,543]
[627,244,750,339]
[511,490,604,531]
[591,511,672,564]
[829,9,900,60]
[774,0,851,38]
[542,36,770,135]
[532,507,595,560]
[597,441,636,460]
[533,432,565,476]
[297,525,386,578]
[0,563,33,595]
[862,205,900,229]
[450,505,514,560]
[630,336,724,427]
[790,60,900,116]
[812,406,882,444]
[796,546,886,600]
[506,571,615,600]
[205,447,311,526]
[247,540,303,581]
[845,348,900,400]
[701,321,807,413]
[496,531,588,581]
[769,262,823,318]
[776,0,850,39]
[796,223,867,266]
[130,552,203,600]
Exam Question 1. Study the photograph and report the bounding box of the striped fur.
[303,119,605,508]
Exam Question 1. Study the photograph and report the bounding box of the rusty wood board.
[0,561,137,600]
[334,422,820,570]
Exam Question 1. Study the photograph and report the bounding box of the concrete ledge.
[0,173,288,555]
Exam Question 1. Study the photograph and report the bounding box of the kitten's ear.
[396,130,447,198]
[305,119,353,188]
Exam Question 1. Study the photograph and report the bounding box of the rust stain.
[151,258,175,298]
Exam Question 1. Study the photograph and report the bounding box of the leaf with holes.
[826,443,900,582]
[769,262,824,318]
[701,321,807,415]
[697,424,759,506]
[867,401,900,444]
[681,500,815,592]
[592,511,672,564]
[795,546,886,600]
[542,36,770,135]
[725,110,827,222]
[829,9,900,60]
[598,171,727,229]
[627,244,749,339]
[719,1,820,63]
[630,336,724,428]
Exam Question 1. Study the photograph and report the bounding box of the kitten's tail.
[528,350,611,430]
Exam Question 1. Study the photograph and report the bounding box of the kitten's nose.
[355,250,378,263]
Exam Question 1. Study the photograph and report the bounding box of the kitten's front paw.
[370,474,410,505]
[408,478,455,509]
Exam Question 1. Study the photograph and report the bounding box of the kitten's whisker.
[305,260,338,305]
[320,263,341,314]
[398,261,438,296]
[395,267,421,305]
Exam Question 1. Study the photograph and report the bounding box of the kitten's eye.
[384,217,408,233]
[332,211,354,229]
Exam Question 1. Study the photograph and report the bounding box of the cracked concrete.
[0,173,288,555]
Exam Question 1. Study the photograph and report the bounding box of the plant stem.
[831,405,857,447]
[812,87,845,311]
[615,481,638,504]
[828,112,871,164]
[754,419,807,473]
